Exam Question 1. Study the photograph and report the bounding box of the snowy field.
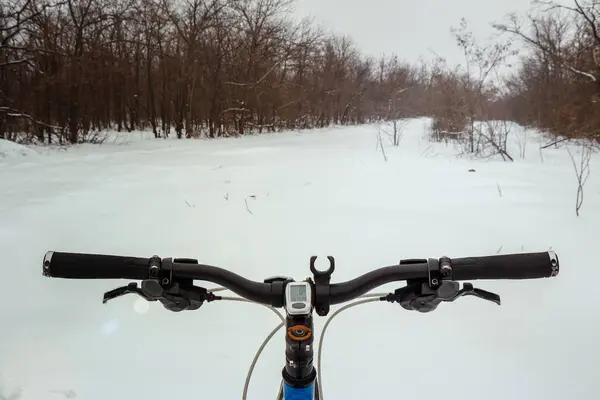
[0,118,598,400]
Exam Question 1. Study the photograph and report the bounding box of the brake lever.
[462,283,501,305]
[103,282,153,304]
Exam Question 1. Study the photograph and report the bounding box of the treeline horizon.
[2,0,600,145]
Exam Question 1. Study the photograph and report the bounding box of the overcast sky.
[292,0,538,66]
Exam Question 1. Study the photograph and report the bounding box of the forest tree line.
[1,0,600,144]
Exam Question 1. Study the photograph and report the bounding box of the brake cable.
[209,287,386,400]
[316,295,383,400]
[217,295,285,400]
[208,288,285,400]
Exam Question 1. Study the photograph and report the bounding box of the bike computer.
[284,281,312,315]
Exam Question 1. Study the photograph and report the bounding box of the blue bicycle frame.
[282,383,316,400]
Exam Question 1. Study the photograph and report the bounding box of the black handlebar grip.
[43,251,151,279]
[450,251,559,280]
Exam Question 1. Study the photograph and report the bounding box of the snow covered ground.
[0,118,598,400]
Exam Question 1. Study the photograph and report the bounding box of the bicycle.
[42,250,559,400]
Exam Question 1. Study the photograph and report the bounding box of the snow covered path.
[0,120,598,399]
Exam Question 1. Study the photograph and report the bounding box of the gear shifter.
[383,280,501,312]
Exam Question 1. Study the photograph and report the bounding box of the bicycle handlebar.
[41,248,559,397]
[43,250,559,307]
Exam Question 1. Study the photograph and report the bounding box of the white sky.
[292,0,538,66]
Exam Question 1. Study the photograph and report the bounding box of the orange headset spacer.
[287,324,312,341]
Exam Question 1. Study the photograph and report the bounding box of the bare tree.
[5,0,557,145]
[471,119,514,161]
[495,2,600,143]
[566,142,593,216]
[376,118,407,147]
[390,118,407,146]
[451,19,514,159]
[375,125,388,161]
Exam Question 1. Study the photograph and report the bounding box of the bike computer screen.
[289,284,307,302]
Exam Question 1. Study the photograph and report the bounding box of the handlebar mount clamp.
[310,256,335,316]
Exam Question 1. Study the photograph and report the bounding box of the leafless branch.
[225,58,286,87]
[541,137,569,149]
[0,107,64,131]
[494,18,597,82]
[0,57,36,68]
[244,197,253,215]
[566,143,593,216]
[376,125,388,162]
